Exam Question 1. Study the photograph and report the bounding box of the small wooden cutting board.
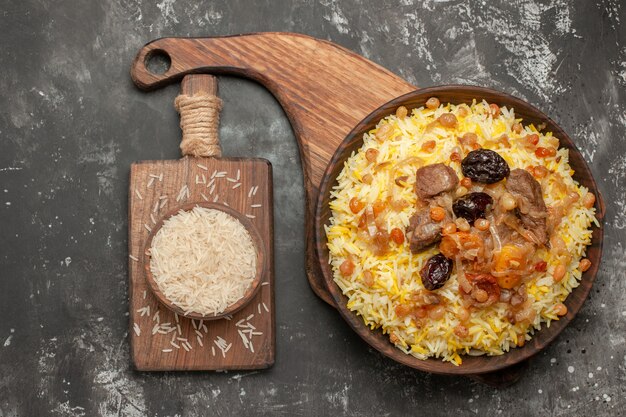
[128,76,275,371]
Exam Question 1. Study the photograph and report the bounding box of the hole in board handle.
[144,49,171,75]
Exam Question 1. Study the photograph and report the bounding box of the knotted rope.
[174,94,223,157]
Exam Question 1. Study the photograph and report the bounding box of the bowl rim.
[142,201,266,320]
[314,84,605,375]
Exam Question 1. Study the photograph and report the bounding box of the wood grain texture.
[129,157,274,370]
[314,85,605,376]
[130,33,416,304]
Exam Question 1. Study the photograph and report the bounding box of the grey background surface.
[1,0,625,416]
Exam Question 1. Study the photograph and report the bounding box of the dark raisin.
[461,149,510,184]
[420,254,453,291]
[452,192,494,222]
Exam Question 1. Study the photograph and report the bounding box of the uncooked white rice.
[149,206,257,316]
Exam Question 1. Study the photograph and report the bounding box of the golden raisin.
[376,124,392,142]
[582,192,596,209]
[553,303,568,316]
[429,206,446,222]
[373,200,387,217]
[532,165,549,178]
[395,106,408,119]
[553,264,566,282]
[425,97,440,109]
[454,325,469,338]
[349,197,365,214]
[442,222,457,235]
[438,113,458,128]
[361,173,373,185]
[525,134,539,146]
[535,147,557,158]
[395,175,408,186]
[339,259,354,276]
[365,148,379,163]
[579,258,592,272]
[390,228,405,245]
[460,177,472,188]
[489,103,500,117]
[421,140,436,153]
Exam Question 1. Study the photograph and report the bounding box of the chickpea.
[500,192,517,211]
[455,217,471,232]
[425,97,440,109]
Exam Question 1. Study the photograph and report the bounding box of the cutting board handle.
[175,74,223,158]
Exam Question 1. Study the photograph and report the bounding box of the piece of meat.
[505,168,549,246]
[414,163,459,200]
[407,207,450,253]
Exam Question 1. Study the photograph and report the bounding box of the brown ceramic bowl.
[315,85,605,375]
[143,202,266,320]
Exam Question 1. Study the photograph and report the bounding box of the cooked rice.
[149,206,257,317]
[326,99,597,365]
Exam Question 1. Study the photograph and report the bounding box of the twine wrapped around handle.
[174,75,223,158]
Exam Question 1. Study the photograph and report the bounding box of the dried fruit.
[452,192,493,222]
[425,97,440,109]
[461,149,510,184]
[339,259,354,276]
[349,197,365,214]
[390,227,405,245]
[420,254,453,291]
[438,113,458,128]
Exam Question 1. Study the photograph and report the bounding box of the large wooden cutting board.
[130,32,416,306]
